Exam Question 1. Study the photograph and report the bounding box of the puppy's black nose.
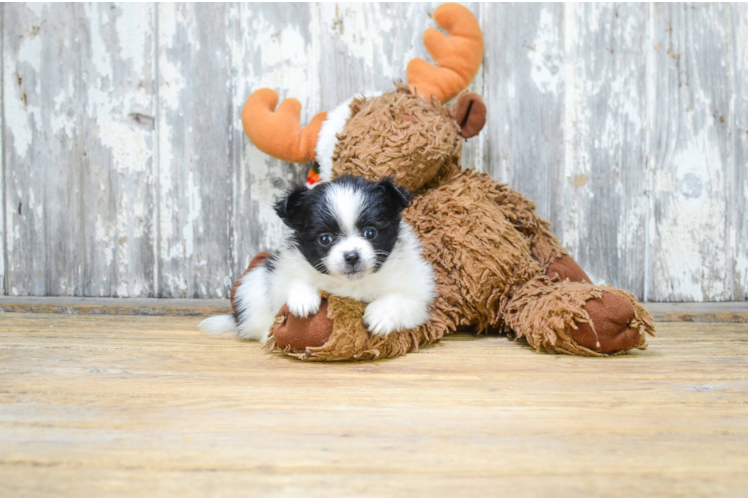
[344,251,360,266]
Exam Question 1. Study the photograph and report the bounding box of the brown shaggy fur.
[332,84,462,192]
[262,86,655,360]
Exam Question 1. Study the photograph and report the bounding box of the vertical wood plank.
[3,3,155,297]
[0,4,5,295]
[649,4,735,301]
[734,3,748,300]
[231,3,317,286]
[158,3,235,298]
[559,3,648,295]
[481,4,565,236]
[3,4,82,295]
[78,4,156,297]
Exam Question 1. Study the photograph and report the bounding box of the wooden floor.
[1,312,747,497]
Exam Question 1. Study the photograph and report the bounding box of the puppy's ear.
[274,184,309,228]
[377,178,412,213]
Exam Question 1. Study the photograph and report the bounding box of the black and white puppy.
[200,175,435,341]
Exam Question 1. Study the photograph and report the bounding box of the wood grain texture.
[157,3,236,298]
[734,3,748,301]
[78,4,157,298]
[1,313,747,497]
[649,4,736,301]
[3,4,83,296]
[1,3,747,300]
[482,3,565,237]
[0,5,4,296]
[561,4,648,295]
[2,296,748,322]
[2,4,156,297]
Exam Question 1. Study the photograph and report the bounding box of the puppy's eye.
[363,228,377,240]
[319,234,333,246]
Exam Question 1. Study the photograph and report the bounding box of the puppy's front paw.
[287,287,321,318]
[364,296,425,337]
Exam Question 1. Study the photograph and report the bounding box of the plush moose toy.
[236,3,655,361]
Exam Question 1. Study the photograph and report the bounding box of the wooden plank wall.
[1,3,746,301]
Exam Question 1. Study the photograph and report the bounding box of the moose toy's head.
[242,3,486,192]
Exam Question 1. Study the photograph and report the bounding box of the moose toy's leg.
[504,276,654,355]
[271,300,334,352]
[485,179,653,354]
[546,256,591,283]
[543,254,654,352]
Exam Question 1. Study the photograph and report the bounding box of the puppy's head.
[275,175,411,280]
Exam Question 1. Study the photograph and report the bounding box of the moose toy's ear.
[274,184,309,228]
[452,92,487,139]
[377,178,412,213]
[242,88,328,163]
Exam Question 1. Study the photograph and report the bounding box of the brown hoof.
[572,292,641,353]
[273,300,334,351]
[547,256,592,284]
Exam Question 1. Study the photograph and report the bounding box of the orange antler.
[242,89,328,163]
[406,3,484,103]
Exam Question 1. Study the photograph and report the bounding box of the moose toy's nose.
[344,251,360,266]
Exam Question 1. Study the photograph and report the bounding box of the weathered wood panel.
[560,3,648,295]
[1,3,746,300]
[157,3,237,298]
[3,4,83,296]
[2,3,155,297]
[734,3,748,301]
[649,4,736,301]
[481,4,565,242]
[0,6,4,296]
[78,4,157,297]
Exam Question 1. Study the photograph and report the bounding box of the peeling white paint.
[529,8,562,95]
[96,212,115,267]
[734,3,748,299]
[561,4,584,253]
[158,57,186,111]
[17,28,43,73]
[0,21,3,287]
[115,4,152,69]
[98,115,152,174]
[328,5,396,79]
[654,125,729,301]
[4,47,39,159]
[181,168,203,260]
[0,3,154,296]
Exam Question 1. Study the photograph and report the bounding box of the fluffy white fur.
[200,263,278,341]
[315,91,381,183]
[198,314,237,336]
[200,222,434,341]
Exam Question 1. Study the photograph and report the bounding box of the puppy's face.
[275,176,411,280]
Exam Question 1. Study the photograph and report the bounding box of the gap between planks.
[0,296,746,323]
